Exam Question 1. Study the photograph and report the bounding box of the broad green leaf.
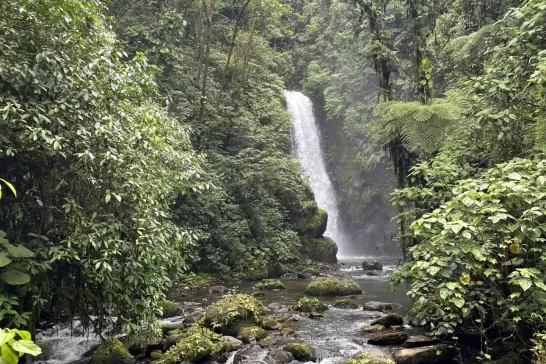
[451,297,465,308]
[518,278,532,291]
[0,253,12,267]
[6,244,34,258]
[0,270,31,285]
[507,172,522,180]
[14,331,31,341]
[0,331,15,346]
[10,340,42,356]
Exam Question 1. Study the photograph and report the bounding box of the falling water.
[284,90,350,257]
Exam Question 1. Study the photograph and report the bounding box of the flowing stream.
[284,90,351,258]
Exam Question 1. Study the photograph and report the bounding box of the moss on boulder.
[344,350,394,364]
[159,300,181,318]
[158,326,221,364]
[334,299,359,309]
[280,327,295,336]
[294,207,328,237]
[283,343,317,361]
[295,297,328,312]
[238,326,267,343]
[90,338,134,364]
[256,279,285,290]
[261,317,281,330]
[201,294,264,335]
[300,237,338,263]
[305,276,362,296]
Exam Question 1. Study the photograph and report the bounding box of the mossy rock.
[244,262,269,281]
[295,297,328,312]
[344,351,394,364]
[280,327,295,336]
[334,299,359,309]
[157,326,221,364]
[300,237,338,263]
[159,300,181,318]
[283,343,317,361]
[238,326,267,343]
[150,350,163,361]
[201,294,264,335]
[294,207,328,237]
[268,261,286,278]
[303,267,320,275]
[259,336,278,346]
[256,279,285,290]
[305,276,362,296]
[90,338,134,364]
[261,317,281,330]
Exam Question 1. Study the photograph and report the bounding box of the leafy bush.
[158,326,221,364]
[0,328,41,364]
[201,294,264,335]
[392,159,546,341]
[295,297,328,312]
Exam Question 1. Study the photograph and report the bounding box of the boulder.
[90,338,134,364]
[163,334,182,350]
[268,262,286,278]
[182,311,201,324]
[208,285,229,294]
[364,301,393,312]
[295,297,328,312]
[259,337,278,347]
[300,237,338,263]
[221,336,243,352]
[334,299,359,309]
[149,350,163,361]
[267,302,283,311]
[280,327,295,336]
[256,279,285,290]
[368,332,409,346]
[261,317,281,330]
[294,207,328,237]
[159,326,222,363]
[252,291,265,298]
[402,335,440,348]
[393,345,456,364]
[283,343,317,362]
[362,261,383,271]
[234,346,268,364]
[238,326,267,343]
[158,300,181,318]
[371,313,403,327]
[345,349,393,364]
[305,276,362,296]
[309,312,323,319]
[201,294,264,335]
[266,350,294,364]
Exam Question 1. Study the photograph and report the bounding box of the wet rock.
[234,346,267,364]
[216,352,232,364]
[348,349,393,363]
[221,336,243,352]
[164,334,182,350]
[309,312,323,319]
[368,332,409,345]
[334,299,359,309]
[371,313,404,327]
[267,302,283,311]
[90,338,134,364]
[238,326,268,343]
[159,323,185,334]
[297,272,312,279]
[159,300,181,318]
[266,350,293,364]
[280,327,295,336]
[300,237,338,263]
[295,297,328,313]
[283,343,317,362]
[305,276,362,296]
[402,335,440,348]
[362,261,383,271]
[259,336,278,347]
[364,301,393,312]
[365,271,380,276]
[262,318,281,330]
[287,315,300,322]
[360,324,393,334]
[393,345,455,364]
[252,291,265,298]
[208,285,229,294]
[183,311,201,324]
[256,279,286,290]
[149,350,163,361]
[271,314,290,323]
[268,262,286,279]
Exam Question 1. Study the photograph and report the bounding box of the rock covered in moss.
[238,326,267,343]
[344,349,394,364]
[256,279,285,290]
[266,350,293,364]
[334,299,359,309]
[295,297,328,312]
[280,327,295,336]
[261,317,280,330]
[283,343,317,361]
[294,207,328,237]
[393,345,456,364]
[268,261,286,278]
[305,276,361,296]
[90,338,134,364]
[150,350,163,361]
[259,336,278,346]
[201,294,264,335]
[244,263,269,281]
[368,332,409,345]
[300,237,338,263]
[364,301,393,312]
[360,325,393,334]
[371,313,403,327]
[158,326,221,364]
[221,336,243,352]
[159,300,181,318]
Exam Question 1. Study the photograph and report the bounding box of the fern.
[373,92,464,154]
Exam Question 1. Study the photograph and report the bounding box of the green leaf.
[534,279,546,291]
[0,178,16,197]
[0,270,31,285]
[0,331,15,346]
[10,340,42,356]
[507,172,522,180]
[451,297,465,308]
[518,278,532,291]
[6,244,34,258]
[14,331,31,341]
[0,253,12,267]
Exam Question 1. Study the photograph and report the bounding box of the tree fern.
[373,92,464,154]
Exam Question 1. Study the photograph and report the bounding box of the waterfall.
[284,90,350,257]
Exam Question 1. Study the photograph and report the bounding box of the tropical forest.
[0,0,545,363]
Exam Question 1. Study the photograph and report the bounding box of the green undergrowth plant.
[0,328,41,363]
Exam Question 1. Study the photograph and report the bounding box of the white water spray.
[284,90,350,257]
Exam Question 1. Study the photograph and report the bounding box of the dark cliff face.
[309,99,401,257]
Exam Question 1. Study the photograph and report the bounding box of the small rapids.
[34,259,414,364]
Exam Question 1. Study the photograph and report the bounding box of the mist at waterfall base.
[284,90,385,259]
